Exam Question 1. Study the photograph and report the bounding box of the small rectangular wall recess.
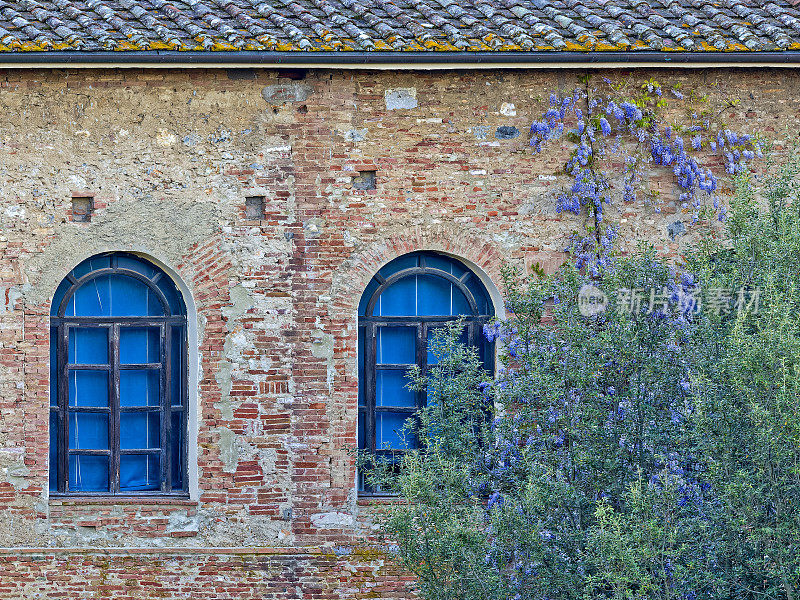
[71,197,93,222]
[245,196,266,220]
[352,171,376,191]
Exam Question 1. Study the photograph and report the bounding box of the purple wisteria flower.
[528,87,761,272]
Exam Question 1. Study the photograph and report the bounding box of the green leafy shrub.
[366,157,800,600]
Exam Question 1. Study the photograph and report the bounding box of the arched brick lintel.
[329,223,510,321]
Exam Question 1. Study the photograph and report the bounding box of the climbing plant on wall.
[529,76,761,275]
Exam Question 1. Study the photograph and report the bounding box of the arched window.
[357,251,494,491]
[49,253,188,495]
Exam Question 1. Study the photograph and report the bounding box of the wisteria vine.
[530,78,762,276]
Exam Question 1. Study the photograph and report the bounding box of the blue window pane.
[66,275,164,317]
[68,412,109,450]
[376,370,416,407]
[69,371,109,407]
[51,277,71,316]
[119,327,159,364]
[466,277,492,315]
[120,412,160,449]
[120,454,160,491]
[425,254,466,278]
[68,275,111,316]
[50,329,58,406]
[358,278,379,316]
[156,276,184,315]
[375,274,473,317]
[377,275,417,316]
[357,470,366,492]
[450,282,471,315]
[171,411,183,490]
[170,327,184,406]
[376,412,415,450]
[68,328,108,364]
[69,455,109,492]
[417,275,471,316]
[416,275,450,315]
[378,253,419,279]
[109,275,163,316]
[120,370,160,407]
[480,338,494,371]
[49,412,58,491]
[377,326,416,364]
[116,255,157,278]
[358,328,365,407]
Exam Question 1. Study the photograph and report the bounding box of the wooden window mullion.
[418,322,427,410]
[110,324,120,493]
[58,324,68,493]
[162,323,171,492]
[365,323,376,453]
[180,325,188,491]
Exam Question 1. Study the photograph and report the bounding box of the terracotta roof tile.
[1,0,800,53]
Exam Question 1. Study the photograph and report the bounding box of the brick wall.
[0,548,414,598]
[0,65,794,597]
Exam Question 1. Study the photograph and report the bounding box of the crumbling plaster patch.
[21,197,220,308]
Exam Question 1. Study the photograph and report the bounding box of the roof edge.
[2,50,800,69]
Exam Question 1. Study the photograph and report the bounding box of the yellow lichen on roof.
[371,40,393,51]
[594,40,626,51]
[114,41,141,51]
[725,42,750,51]
[563,40,591,51]
[18,41,49,51]
[211,41,238,51]
[2,0,800,56]
[149,40,181,51]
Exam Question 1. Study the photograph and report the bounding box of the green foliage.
[688,159,800,600]
[364,321,499,599]
[367,156,800,600]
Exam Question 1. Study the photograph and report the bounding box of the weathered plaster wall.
[0,65,794,596]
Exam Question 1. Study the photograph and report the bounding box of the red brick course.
[0,548,415,599]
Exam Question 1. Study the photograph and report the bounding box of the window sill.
[49,495,196,506]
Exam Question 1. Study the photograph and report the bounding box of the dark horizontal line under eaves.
[2,50,800,66]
